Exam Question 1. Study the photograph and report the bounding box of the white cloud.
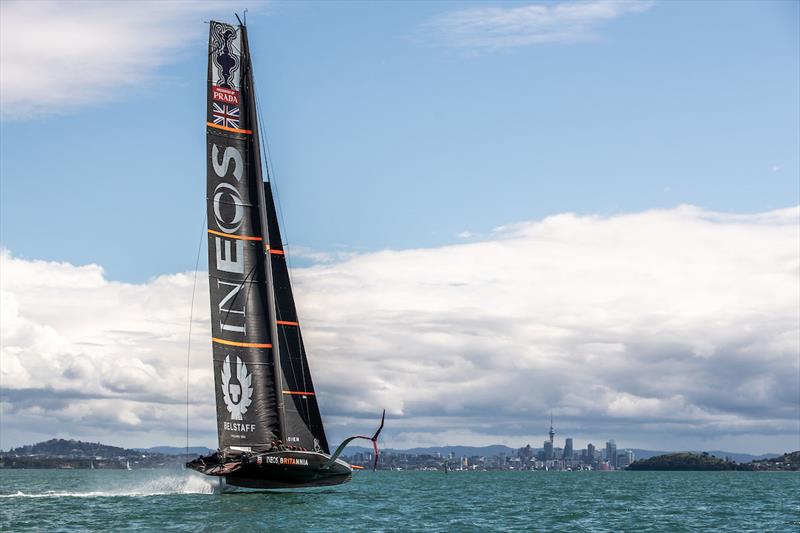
[423,0,654,51]
[0,1,263,119]
[0,255,215,446]
[1,205,798,452]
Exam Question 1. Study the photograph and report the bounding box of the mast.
[240,23,288,442]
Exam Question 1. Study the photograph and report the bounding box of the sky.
[0,0,798,454]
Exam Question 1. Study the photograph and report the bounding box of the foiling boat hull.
[188,450,352,490]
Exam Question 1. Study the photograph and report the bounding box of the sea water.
[0,469,797,532]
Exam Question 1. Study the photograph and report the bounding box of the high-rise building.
[587,443,596,465]
[606,440,617,469]
[617,449,635,468]
[519,444,533,463]
[564,438,574,462]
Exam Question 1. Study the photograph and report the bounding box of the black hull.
[188,450,352,490]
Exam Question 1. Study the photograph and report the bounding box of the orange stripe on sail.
[207,229,262,241]
[265,247,285,255]
[282,390,315,396]
[207,122,253,134]
[276,320,299,326]
[212,338,272,349]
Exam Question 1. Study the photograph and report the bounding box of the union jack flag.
[212,103,241,129]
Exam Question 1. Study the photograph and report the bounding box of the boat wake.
[0,474,217,498]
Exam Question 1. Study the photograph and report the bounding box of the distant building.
[606,440,617,469]
[564,438,574,462]
[519,444,533,463]
[469,455,484,467]
[587,443,596,465]
[617,449,635,468]
[543,440,553,461]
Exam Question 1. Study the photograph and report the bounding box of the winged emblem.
[221,355,253,420]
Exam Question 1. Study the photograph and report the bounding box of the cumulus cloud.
[0,254,215,447]
[0,0,264,119]
[1,205,798,452]
[422,0,654,51]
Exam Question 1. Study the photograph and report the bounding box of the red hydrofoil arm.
[323,410,385,471]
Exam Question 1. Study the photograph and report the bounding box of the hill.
[0,439,185,469]
[3,439,143,460]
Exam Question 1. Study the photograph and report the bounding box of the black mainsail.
[206,20,280,450]
[206,20,329,452]
[191,19,381,489]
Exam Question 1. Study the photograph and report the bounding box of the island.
[627,451,799,471]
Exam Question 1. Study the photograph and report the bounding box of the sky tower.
[549,414,555,447]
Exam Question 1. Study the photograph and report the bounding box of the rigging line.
[254,131,319,429]
[252,78,309,395]
[245,47,288,438]
[252,75,297,282]
[253,72,297,324]
[186,213,207,462]
[251,59,318,433]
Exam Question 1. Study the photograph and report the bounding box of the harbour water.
[1,469,797,531]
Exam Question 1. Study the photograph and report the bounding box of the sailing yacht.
[186,18,382,490]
